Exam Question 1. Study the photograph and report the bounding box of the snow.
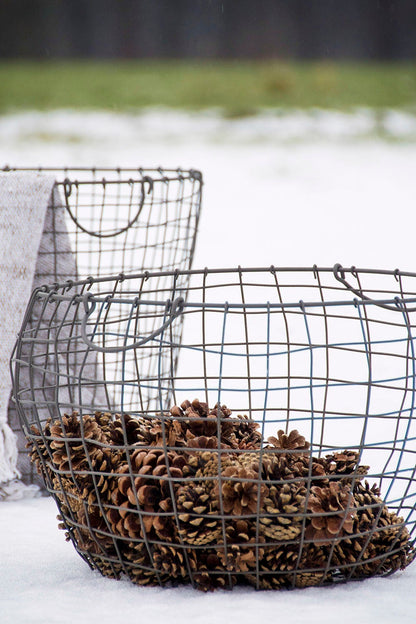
[1,497,415,624]
[1,108,416,623]
[1,108,416,272]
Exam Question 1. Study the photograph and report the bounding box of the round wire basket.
[4,166,202,486]
[12,265,416,590]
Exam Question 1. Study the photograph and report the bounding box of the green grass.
[1,60,416,115]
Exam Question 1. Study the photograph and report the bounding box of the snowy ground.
[1,498,416,624]
[1,108,416,623]
[1,108,416,271]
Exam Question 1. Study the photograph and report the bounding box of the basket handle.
[80,295,185,353]
[62,177,152,238]
[333,263,414,312]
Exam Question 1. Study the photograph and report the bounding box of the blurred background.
[0,0,416,270]
[1,0,416,60]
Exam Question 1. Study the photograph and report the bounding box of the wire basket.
[11,265,416,590]
[4,166,202,485]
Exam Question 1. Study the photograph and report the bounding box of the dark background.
[1,0,415,60]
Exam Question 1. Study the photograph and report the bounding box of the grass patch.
[0,60,415,115]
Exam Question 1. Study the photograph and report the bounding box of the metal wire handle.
[333,263,415,312]
[62,177,153,238]
[80,294,185,353]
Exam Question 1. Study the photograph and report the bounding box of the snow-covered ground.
[1,496,415,624]
[1,108,416,271]
[1,108,416,623]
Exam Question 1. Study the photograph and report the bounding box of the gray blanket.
[0,173,105,500]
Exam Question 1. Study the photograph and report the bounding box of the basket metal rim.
[34,264,413,289]
[38,292,416,311]
[31,264,416,312]
[1,165,203,185]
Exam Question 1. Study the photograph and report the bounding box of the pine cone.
[107,448,184,541]
[213,464,267,517]
[122,541,168,587]
[247,541,330,589]
[305,482,356,545]
[173,399,219,438]
[254,546,304,589]
[176,481,221,546]
[355,522,415,578]
[108,413,149,446]
[174,450,240,545]
[267,429,310,453]
[42,412,122,559]
[53,448,119,555]
[225,414,262,450]
[291,455,329,485]
[353,479,384,532]
[325,450,369,483]
[170,399,260,450]
[187,435,225,450]
[47,411,113,476]
[28,420,53,484]
[152,544,197,581]
[217,519,265,573]
[88,552,123,580]
[193,550,236,591]
[28,412,97,483]
[176,450,266,546]
[333,481,416,579]
[259,482,307,541]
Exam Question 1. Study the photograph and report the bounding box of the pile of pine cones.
[29,399,415,591]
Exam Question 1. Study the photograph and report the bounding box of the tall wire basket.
[4,166,202,486]
[12,265,416,590]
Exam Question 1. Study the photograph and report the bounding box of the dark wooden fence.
[1,0,415,60]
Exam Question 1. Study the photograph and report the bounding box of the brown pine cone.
[28,420,53,484]
[122,541,169,587]
[108,413,150,446]
[176,482,221,546]
[45,412,122,560]
[170,399,251,449]
[260,451,300,482]
[259,482,307,541]
[294,542,332,587]
[256,545,304,588]
[88,552,123,580]
[174,450,239,546]
[305,482,356,545]
[48,411,112,474]
[217,519,265,573]
[290,455,328,485]
[325,450,369,483]
[353,522,415,578]
[174,399,219,438]
[353,479,384,532]
[152,544,197,581]
[213,464,268,517]
[53,446,120,556]
[192,550,236,591]
[332,481,416,579]
[229,414,262,449]
[107,448,184,541]
[187,435,224,450]
[266,429,310,453]
[247,541,329,589]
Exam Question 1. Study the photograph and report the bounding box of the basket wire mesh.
[11,265,416,590]
[4,166,202,485]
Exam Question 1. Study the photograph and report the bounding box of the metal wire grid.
[2,166,202,280]
[11,265,416,589]
[4,166,202,485]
